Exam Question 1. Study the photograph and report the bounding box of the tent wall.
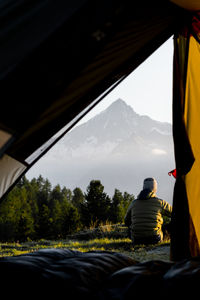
[184,34,200,256]
[2,0,200,261]
[170,0,200,11]
[0,155,26,198]
[0,0,184,200]
[171,12,200,260]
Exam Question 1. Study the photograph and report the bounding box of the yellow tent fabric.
[184,35,200,254]
[172,12,200,259]
[170,0,200,11]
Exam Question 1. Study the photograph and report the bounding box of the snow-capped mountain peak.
[63,98,172,153]
[30,99,174,203]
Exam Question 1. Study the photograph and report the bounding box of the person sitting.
[124,177,172,246]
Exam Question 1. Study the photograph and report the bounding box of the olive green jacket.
[125,190,172,239]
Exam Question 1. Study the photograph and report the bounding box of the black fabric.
[0,0,186,200]
[2,248,200,299]
[99,260,172,299]
[0,0,183,163]
[0,248,134,299]
[0,0,188,202]
[170,176,191,261]
[132,235,161,246]
[99,257,200,299]
[0,0,89,78]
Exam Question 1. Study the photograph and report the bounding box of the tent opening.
[0,37,171,257]
[27,37,175,205]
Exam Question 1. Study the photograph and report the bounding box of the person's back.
[125,178,172,245]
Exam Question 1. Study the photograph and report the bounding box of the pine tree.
[37,204,51,239]
[16,187,35,241]
[62,187,72,202]
[111,189,125,223]
[72,187,85,211]
[123,192,135,213]
[0,182,35,241]
[84,180,111,226]
[110,190,135,224]
[61,203,81,235]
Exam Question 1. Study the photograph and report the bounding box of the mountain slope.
[27,99,175,203]
[62,99,173,158]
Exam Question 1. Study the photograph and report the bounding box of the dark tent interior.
[0,0,184,197]
[1,0,200,298]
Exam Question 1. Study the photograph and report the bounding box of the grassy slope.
[0,225,170,261]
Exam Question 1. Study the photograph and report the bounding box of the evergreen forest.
[0,176,134,242]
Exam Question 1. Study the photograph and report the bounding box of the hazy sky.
[80,37,174,125]
[27,38,173,195]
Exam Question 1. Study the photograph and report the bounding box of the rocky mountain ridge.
[27,99,175,203]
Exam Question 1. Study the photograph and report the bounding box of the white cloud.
[152,148,167,155]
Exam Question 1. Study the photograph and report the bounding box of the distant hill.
[27,99,175,203]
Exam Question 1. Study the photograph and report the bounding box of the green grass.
[0,238,131,256]
[0,238,170,261]
[0,225,170,261]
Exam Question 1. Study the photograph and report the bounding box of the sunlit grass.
[0,224,170,261]
[0,237,170,261]
[0,238,130,256]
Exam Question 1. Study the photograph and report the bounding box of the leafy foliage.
[0,176,134,242]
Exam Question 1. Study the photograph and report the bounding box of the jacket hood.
[137,189,156,200]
